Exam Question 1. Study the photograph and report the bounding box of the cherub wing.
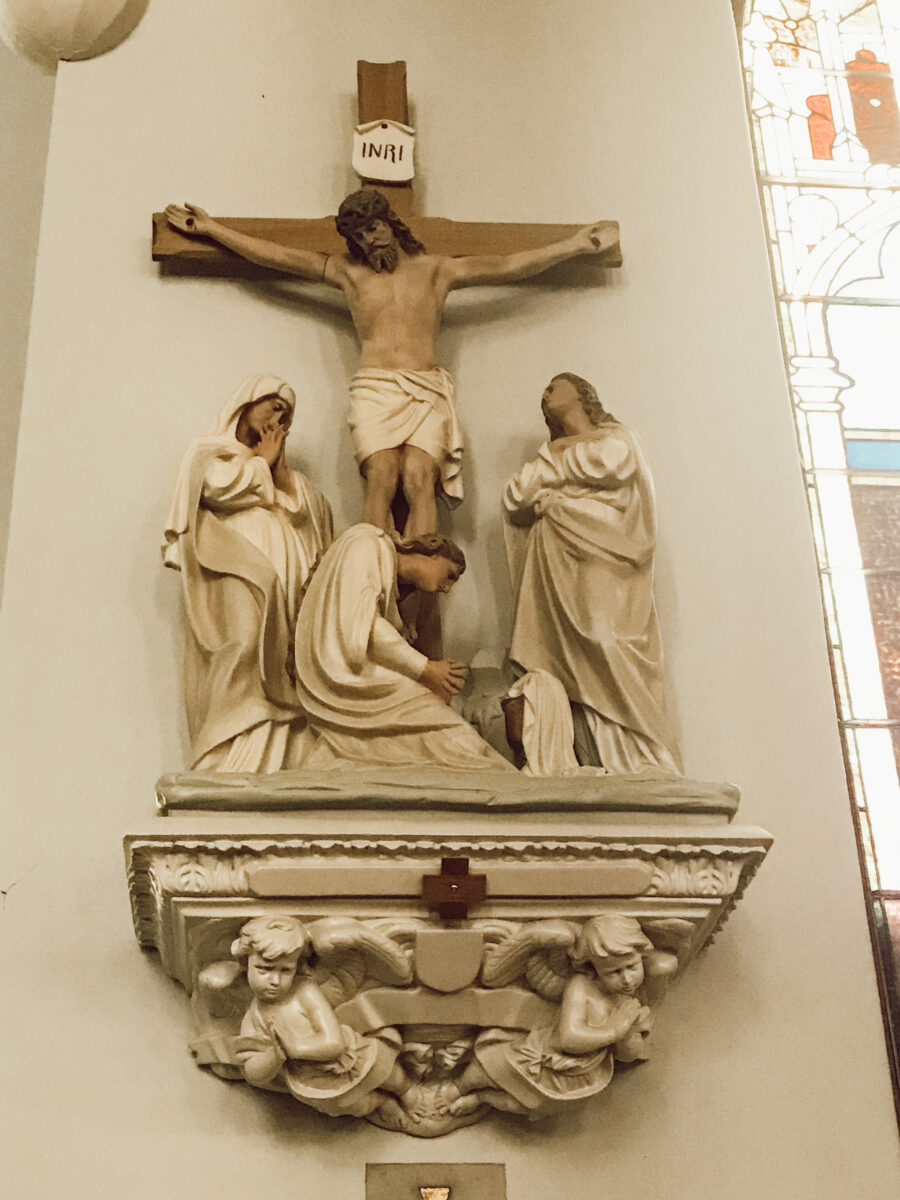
[190,919,251,1019]
[480,918,580,1002]
[196,959,251,1019]
[638,918,690,1005]
[366,916,431,957]
[640,917,695,960]
[307,916,414,1008]
[471,918,521,947]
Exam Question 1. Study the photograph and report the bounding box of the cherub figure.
[443,915,676,1118]
[229,916,423,1124]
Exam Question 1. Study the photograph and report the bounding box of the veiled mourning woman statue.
[163,374,333,771]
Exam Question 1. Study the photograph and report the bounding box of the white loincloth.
[348,367,464,507]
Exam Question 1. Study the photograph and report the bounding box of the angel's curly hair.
[571,915,651,969]
[231,915,310,962]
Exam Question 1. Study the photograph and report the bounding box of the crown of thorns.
[334,188,426,261]
[335,188,393,238]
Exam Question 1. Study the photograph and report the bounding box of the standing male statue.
[165,190,615,537]
[503,373,681,775]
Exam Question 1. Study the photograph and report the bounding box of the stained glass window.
[742,0,900,1103]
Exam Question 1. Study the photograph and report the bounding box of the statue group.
[163,187,681,779]
[157,186,687,1132]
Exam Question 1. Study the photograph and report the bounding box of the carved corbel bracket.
[125,796,770,1136]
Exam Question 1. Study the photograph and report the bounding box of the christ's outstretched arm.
[165,203,344,285]
[443,222,617,289]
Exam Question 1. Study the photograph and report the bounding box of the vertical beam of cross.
[357,60,415,218]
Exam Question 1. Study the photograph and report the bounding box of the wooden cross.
[421,856,486,921]
[152,60,621,271]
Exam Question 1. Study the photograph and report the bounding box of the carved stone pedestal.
[125,769,770,1137]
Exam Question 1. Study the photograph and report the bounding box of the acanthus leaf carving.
[648,855,744,897]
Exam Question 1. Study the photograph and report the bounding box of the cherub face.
[593,950,644,995]
[246,952,299,1002]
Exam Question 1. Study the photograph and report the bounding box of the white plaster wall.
[0,39,54,600]
[1,2,898,1197]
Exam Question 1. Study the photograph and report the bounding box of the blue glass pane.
[847,439,900,469]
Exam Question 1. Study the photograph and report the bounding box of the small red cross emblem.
[421,857,486,920]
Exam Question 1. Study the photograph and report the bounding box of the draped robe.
[163,375,333,770]
[503,425,680,774]
[294,524,514,770]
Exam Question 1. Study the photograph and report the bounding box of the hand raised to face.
[251,419,285,468]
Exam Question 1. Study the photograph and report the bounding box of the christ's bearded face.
[353,217,400,273]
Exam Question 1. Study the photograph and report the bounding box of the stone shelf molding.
[125,777,771,1137]
[155,766,740,817]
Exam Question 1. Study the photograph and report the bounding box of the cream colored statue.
[164,190,616,536]
[503,373,681,775]
[163,374,333,770]
[293,523,515,770]
[231,916,425,1125]
[443,915,676,1117]
[505,669,603,776]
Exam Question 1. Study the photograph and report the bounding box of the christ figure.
[165,189,616,537]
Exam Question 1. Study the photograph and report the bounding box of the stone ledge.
[156,767,740,819]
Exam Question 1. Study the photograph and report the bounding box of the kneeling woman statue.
[294,524,514,771]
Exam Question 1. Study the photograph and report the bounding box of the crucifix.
[154,61,620,655]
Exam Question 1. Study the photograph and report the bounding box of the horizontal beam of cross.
[151,213,621,273]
